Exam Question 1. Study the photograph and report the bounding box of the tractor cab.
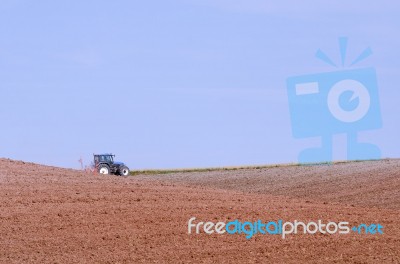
[94,154,114,164]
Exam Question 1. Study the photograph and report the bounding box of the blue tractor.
[94,153,130,176]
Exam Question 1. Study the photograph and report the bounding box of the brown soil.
[0,158,399,263]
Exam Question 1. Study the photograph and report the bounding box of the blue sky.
[1,0,399,169]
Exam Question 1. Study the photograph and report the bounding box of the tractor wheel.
[98,164,110,175]
[119,166,130,176]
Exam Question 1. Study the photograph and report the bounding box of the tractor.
[93,154,130,176]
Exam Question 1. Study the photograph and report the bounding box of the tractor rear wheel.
[119,166,130,176]
[98,164,110,175]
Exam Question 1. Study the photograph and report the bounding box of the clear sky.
[1,0,399,169]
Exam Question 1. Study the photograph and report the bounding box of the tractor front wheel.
[119,166,130,176]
